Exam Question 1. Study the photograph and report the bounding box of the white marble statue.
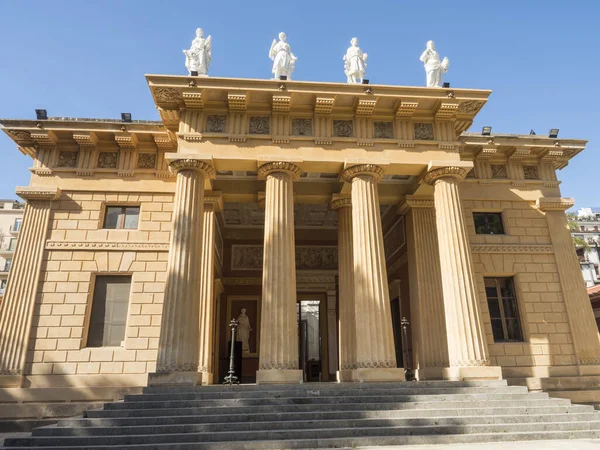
[343,37,368,84]
[419,40,449,88]
[236,308,252,354]
[269,32,297,80]
[183,28,212,76]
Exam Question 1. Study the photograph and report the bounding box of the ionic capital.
[330,196,351,210]
[258,161,302,180]
[423,166,471,185]
[168,159,214,177]
[341,164,385,182]
[536,197,575,212]
[16,186,62,202]
[203,191,223,212]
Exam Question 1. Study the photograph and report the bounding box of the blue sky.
[0,1,598,208]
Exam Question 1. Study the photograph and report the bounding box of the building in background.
[0,199,24,304]
[571,207,600,287]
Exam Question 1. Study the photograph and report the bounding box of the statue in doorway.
[236,308,252,354]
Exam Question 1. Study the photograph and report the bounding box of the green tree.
[567,212,590,251]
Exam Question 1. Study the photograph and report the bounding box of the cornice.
[536,197,575,212]
[45,241,169,251]
[257,161,302,180]
[341,164,385,182]
[16,187,61,201]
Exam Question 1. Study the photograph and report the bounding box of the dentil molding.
[470,244,553,254]
[45,241,170,251]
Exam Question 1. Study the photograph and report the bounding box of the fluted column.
[149,158,213,386]
[423,164,502,380]
[400,196,449,380]
[197,192,222,385]
[0,187,61,387]
[331,196,357,381]
[256,162,303,384]
[342,164,405,382]
[538,197,600,375]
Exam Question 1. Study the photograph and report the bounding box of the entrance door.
[297,295,329,381]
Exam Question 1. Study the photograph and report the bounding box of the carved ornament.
[457,100,484,114]
[374,121,394,139]
[523,164,539,180]
[341,164,385,182]
[536,197,575,212]
[259,361,299,370]
[248,116,270,135]
[333,120,353,137]
[404,197,435,210]
[16,187,61,201]
[396,101,418,118]
[450,359,490,367]
[154,87,181,103]
[97,152,119,169]
[45,241,169,251]
[291,118,312,136]
[206,115,227,133]
[156,363,198,373]
[57,151,78,168]
[257,161,301,180]
[231,245,338,271]
[227,93,247,111]
[423,166,470,185]
[6,129,32,141]
[355,98,377,115]
[413,123,434,140]
[272,94,291,112]
[168,159,214,176]
[137,153,157,169]
[330,197,351,210]
[491,164,508,179]
[73,131,99,148]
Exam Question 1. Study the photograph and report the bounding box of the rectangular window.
[8,238,17,252]
[12,218,21,232]
[87,276,131,347]
[484,277,524,342]
[3,259,12,272]
[103,206,139,229]
[0,279,6,294]
[473,212,505,235]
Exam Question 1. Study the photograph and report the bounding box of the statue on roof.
[269,32,297,80]
[344,38,368,84]
[420,40,449,88]
[184,28,212,76]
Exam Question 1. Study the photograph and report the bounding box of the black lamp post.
[223,318,240,385]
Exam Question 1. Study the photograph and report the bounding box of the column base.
[578,365,600,376]
[442,365,503,381]
[256,369,303,385]
[416,367,445,380]
[337,370,355,382]
[199,371,213,385]
[147,371,201,386]
[0,375,24,387]
[349,368,406,383]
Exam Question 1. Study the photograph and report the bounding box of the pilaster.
[537,197,600,375]
[400,196,449,380]
[256,161,303,384]
[198,192,223,385]
[341,164,405,382]
[330,196,356,381]
[0,187,61,387]
[423,162,502,380]
[148,157,213,386]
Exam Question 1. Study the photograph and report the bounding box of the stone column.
[197,192,222,385]
[342,164,405,382]
[400,196,449,380]
[148,158,213,386]
[256,162,303,384]
[331,196,357,381]
[537,197,600,375]
[423,164,502,380]
[0,187,61,387]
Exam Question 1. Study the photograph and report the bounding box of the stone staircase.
[4,380,600,449]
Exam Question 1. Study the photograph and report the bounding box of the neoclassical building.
[1,75,599,392]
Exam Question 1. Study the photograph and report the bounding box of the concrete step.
[142,379,509,394]
[125,386,529,401]
[58,404,596,427]
[7,422,600,447]
[31,413,600,437]
[0,387,142,404]
[106,392,547,410]
[0,403,104,420]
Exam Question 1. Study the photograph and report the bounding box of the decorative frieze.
[57,151,78,168]
[6,129,32,141]
[248,116,270,135]
[491,164,508,179]
[470,244,553,254]
[231,245,338,271]
[45,241,169,251]
[333,120,353,137]
[97,152,119,169]
[414,123,434,140]
[374,121,394,139]
[458,100,484,114]
[137,153,157,169]
[154,87,181,103]
[205,115,227,133]
[523,164,540,180]
[291,118,312,136]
